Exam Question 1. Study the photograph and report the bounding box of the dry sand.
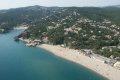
[38,44,120,80]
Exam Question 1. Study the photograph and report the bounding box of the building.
[114,61,120,70]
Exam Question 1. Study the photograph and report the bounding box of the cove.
[0,29,107,80]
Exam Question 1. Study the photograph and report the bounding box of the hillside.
[0,6,120,32]
[0,6,61,32]
[107,5,120,8]
[18,7,120,59]
[0,6,120,59]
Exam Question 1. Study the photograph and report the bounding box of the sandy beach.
[38,44,120,80]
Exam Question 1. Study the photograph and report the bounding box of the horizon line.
[0,4,119,10]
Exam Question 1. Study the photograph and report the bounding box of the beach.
[38,44,120,80]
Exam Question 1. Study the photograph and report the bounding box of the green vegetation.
[0,6,120,58]
[0,6,60,33]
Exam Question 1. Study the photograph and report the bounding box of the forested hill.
[0,6,120,58]
[0,6,120,32]
[0,6,62,32]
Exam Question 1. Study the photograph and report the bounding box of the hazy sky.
[0,0,120,9]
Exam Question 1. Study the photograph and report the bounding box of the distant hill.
[0,5,120,33]
[106,5,120,8]
[0,6,61,32]
[112,5,120,8]
[114,5,120,8]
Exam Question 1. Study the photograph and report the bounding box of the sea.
[0,29,107,80]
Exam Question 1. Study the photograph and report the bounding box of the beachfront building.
[114,61,120,70]
[104,59,117,66]
[0,29,5,32]
[81,49,93,57]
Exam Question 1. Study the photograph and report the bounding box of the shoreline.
[38,44,120,80]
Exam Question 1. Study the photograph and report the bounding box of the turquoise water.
[0,30,107,80]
